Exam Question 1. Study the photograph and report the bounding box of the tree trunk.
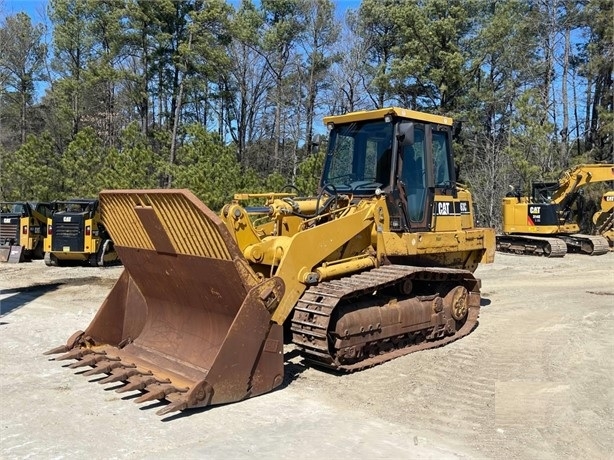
[168,31,193,188]
[561,26,570,165]
[20,83,26,144]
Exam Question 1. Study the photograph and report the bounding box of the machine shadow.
[0,282,64,317]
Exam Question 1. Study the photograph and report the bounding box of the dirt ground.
[1,252,613,459]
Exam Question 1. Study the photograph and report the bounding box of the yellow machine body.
[593,191,614,248]
[0,202,50,262]
[46,107,495,416]
[44,199,118,267]
[498,164,614,256]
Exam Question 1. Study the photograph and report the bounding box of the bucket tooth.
[82,360,135,377]
[134,384,187,404]
[44,331,86,356]
[97,368,142,385]
[55,348,95,362]
[67,353,111,369]
[156,398,188,416]
[116,374,163,394]
[43,344,70,356]
[43,331,85,355]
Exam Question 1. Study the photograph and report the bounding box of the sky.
[2,0,362,23]
[2,0,49,21]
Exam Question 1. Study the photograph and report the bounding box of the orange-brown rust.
[45,190,285,415]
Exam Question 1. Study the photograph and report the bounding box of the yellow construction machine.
[593,191,614,248]
[497,164,613,257]
[45,107,495,416]
[44,198,119,267]
[0,201,51,262]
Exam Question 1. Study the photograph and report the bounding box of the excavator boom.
[552,164,614,205]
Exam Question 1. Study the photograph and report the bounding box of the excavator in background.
[593,191,614,248]
[0,201,51,262]
[45,107,496,416]
[497,164,613,257]
[44,198,119,267]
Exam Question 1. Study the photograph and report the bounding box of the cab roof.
[323,107,453,127]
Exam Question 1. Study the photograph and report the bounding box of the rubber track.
[567,234,610,255]
[496,235,568,257]
[290,265,480,372]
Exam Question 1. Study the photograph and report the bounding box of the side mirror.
[311,134,321,153]
[453,121,463,140]
[395,122,414,146]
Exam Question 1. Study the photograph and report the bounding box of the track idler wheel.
[446,286,469,321]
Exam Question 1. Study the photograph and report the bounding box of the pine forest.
[0,0,612,229]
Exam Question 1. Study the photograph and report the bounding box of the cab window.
[432,130,452,186]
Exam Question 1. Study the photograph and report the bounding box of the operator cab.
[321,107,457,231]
[0,202,28,216]
[532,182,559,203]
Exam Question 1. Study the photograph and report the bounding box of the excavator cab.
[531,182,559,203]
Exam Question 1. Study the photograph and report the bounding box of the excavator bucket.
[45,189,285,416]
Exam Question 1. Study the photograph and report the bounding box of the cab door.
[398,124,434,230]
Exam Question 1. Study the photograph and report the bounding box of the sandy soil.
[1,252,613,459]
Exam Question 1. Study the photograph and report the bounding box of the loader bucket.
[45,190,285,416]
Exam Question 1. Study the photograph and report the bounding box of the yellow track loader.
[0,201,51,262]
[46,107,495,416]
[497,164,613,257]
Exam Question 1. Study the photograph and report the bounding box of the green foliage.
[388,0,475,111]
[352,0,401,107]
[0,0,610,227]
[60,127,107,198]
[263,171,287,192]
[0,12,48,148]
[97,122,161,190]
[0,132,59,201]
[507,89,556,190]
[172,123,242,211]
[295,150,324,195]
[261,0,306,52]
[580,0,613,162]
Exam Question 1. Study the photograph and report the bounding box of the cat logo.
[529,206,540,214]
[3,218,10,223]
[437,202,451,215]
[63,216,72,222]
[605,195,614,202]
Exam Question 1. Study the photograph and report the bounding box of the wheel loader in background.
[44,198,119,267]
[593,191,614,248]
[45,107,496,416]
[497,164,613,257]
[0,201,51,262]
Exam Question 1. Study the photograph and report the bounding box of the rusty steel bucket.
[45,190,285,416]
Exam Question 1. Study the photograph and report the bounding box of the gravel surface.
[1,252,613,459]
